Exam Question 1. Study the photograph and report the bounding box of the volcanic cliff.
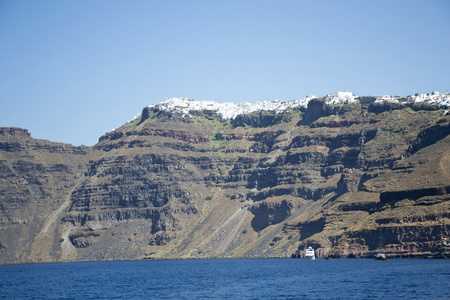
[1,96,449,264]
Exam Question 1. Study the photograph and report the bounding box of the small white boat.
[305,246,315,260]
[375,232,388,260]
[375,253,388,260]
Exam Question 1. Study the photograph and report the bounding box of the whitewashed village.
[127,91,450,123]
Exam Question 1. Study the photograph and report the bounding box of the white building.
[325,92,357,105]
[145,96,318,120]
[375,95,399,104]
[411,91,450,106]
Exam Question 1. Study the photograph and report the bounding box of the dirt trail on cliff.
[243,200,315,258]
[29,174,84,261]
[217,205,250,254]
[190,201,251,257]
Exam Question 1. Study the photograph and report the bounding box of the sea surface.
[1,258,449,299]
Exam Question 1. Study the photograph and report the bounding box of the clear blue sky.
[1,0,449,146]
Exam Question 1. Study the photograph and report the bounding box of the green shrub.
[214,132,224,140]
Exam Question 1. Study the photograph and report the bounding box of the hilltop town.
[375,91,450,106]
[127,91,450,124]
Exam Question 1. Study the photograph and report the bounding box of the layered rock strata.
[1,98,449,264]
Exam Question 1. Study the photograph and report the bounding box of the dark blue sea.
[1,258,449,299]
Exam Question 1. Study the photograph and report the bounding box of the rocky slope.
[1,98,449,264]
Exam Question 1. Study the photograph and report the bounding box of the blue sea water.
[0,258,449,299]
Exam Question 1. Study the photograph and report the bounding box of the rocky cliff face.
[1,100,449,264]
[0,127,89,263]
